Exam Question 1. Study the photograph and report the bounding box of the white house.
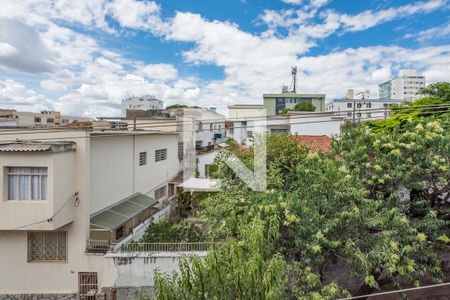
[325,98,403,121]
[0,129,185,297]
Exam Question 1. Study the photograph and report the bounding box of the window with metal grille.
[155,185,167,200]
[7,167,48,200]
[27,231,67,262]
[247,131,253,138]
[78,272,98,300]
[155,149,167,162]
[139,152,147,166]
[178,143,184,161]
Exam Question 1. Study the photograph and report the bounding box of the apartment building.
[0,129,185,296]
[263,93,326,115]
[0,109,90,127]
[121,95,164,117]
[325,98,402,120]
[379,69,426,101]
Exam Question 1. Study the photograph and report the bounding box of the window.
[210,123,213,131]
[7,167,48,200]
[367,113,371,118]
[46,118,54,123]
[62,119,69,124]
[34,117,41,123]
[27,231,67,262]
[356,103,362,108]
[155,185,167,200]
[366,103,371,108]
[139,152,147,166]
[247,131,253,138]
[241,121,247,126]
[347,103,352,108]
[198,122,203,131]
[155,149,167,162]
[383,103,389,108]
[178,142,184,161]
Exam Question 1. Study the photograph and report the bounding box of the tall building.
[263,93,326,115]
[379,69,426,101]
[121,95,164,117]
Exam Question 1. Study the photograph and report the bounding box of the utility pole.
[352,101,356,125]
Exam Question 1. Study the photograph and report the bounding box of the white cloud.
[260,0,447,39]
[0,0,449,117]
[0,42,16,56]
[0,79,53,110]
[405,21,450,42]
[282,0,302,4]
[138,63,178,81]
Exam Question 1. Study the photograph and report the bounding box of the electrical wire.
[0,104,448,142]
[337,281,450,300]
[1,103,449,135]
[11,192,79,230]
[0,107,448,144]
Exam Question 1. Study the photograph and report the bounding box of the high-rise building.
[379,69,426,101]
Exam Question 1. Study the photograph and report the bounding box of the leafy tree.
[141,220,204,243]
[366,82,450,132]
[281,102,316,115]
[155,85,450,298]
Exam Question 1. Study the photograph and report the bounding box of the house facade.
[0,129,184,296]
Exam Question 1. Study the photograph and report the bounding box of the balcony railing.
[113,242,214,253]
[86,239,112,253]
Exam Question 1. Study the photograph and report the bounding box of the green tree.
[155,93,450,298]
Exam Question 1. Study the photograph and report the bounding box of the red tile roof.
[291,135,333,152]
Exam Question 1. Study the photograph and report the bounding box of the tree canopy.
[154,83,450,299]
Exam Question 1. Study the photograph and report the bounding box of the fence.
[112,242,214,253]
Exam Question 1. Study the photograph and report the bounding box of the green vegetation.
[366,82,450,132]
[166,104,188,109]
[281,102,316,115]
[141,220,204,243]
[155,83,450,299]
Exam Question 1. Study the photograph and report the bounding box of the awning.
[178,177,220,192]
[90,193,159,230]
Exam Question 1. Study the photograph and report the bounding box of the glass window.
[27,231,67,262]
[7,167,48,200]
[34,117,41,123]
[247,131,253,138]
[347,103,352,108]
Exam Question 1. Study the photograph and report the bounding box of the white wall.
[197,151,218,178]
[289,114,343,137]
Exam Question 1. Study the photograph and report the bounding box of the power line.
[0,103,449,137]
[0,108,448,144]
[1,103,449,134]
[337,281,450,300]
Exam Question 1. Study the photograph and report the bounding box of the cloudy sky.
[0,0,449,117]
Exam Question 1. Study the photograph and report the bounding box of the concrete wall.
[289,114,343,137]
[89,133,181,214]
[197,151,218,178]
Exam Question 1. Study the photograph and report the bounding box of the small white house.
[0,129,185,296]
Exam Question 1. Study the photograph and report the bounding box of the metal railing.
[113,242,214,253]
[86,239,112,253]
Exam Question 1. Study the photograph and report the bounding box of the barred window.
[139,152,147,166]
[155,186,167,200]
[155,149,167,162]
[247,131,253,138]
[178,143,184,161]
[27,231,67,262]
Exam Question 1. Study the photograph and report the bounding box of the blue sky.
[0,0,449,116]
